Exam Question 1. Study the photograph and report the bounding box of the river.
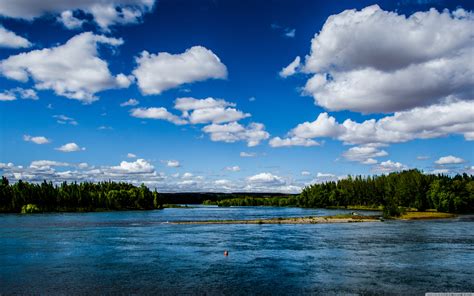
[0,206,472,295]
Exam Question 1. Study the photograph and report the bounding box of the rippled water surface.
[0,207,473,295]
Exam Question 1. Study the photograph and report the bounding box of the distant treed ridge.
[299,170,473,215]
[0,177,161,213]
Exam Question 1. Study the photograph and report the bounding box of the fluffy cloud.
[23,135,50,145]
[133,46,227,95]
[0,26,32,48]
[299,5,474,113]
[202,122,270,147]
[130,107,187,125]
[247,172,285,186]
[269,137,319,147]
[175,97,250,124]
[225,166,240,172]
[130,97,269,146]
[435,155,465,165]
[182,172,193,179]
[30,160,70,169]
[0,88,38,101]
[0,0,156,31]
[272,100,474,147]
[342,146,388,164]
[174,97,234,111]
[288,113,344,139]
[0,32,131,103]
[165,160,180,168]
[243,172,301,192]
[58,10,84,29]
[55,142,85,152]
[187,107,249,124]
[0,91,15,101]
[127,153,137,158]
[120,98,139,107]
[279,56,300,78]
[110,159,154,174]
[269,112,340,148]
[372,160,408,173]
[309,172,341,184]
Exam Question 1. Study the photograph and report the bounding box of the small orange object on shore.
[224,250,229,256]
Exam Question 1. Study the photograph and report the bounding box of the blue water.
[0,207,473,295]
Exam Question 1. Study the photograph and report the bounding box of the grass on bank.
[397,211,456,220]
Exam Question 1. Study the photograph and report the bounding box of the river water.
[0,206,472,295]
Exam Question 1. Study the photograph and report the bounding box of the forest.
[298,169,473,215]
[204,170,473,216]
[0,177,161,213]
[1,170,473,215]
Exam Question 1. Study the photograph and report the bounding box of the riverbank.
[398,211,457,220]
[171,211,457,224]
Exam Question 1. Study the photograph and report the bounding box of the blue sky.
[0,0,473,192]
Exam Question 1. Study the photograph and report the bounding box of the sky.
[0,0,473,193]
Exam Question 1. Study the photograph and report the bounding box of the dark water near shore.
[0,206,473,295]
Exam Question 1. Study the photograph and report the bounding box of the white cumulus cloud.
[247,172,285,185]
[23,135,50,144]
[279,56,300,78]
[130,107,187,125]
[110,158,154,174]
[0,32,131,103]
[0,26,32,48]
[175,97,249,124]
[342,146,388,164]
[202,122,269,147]
[165,160,180,168]
[299,5,474,113]
[120,98,139,107]
[0,88,38,101]
[372,160,408,173]
[435,155,465,165]
[269,137,319,147]
[55,142,85,152]
[0,0,156,31]
[58,10,84,29]
[272,100,474,147]
[133,46,227,95]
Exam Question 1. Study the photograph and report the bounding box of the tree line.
[299,170,473,215]
[203,195,297,207]
[1,170,473,215]
[160,192,294,204]
[203,170,473,216]
[0,177,162,213]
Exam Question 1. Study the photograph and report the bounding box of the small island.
[171,211,457,225]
